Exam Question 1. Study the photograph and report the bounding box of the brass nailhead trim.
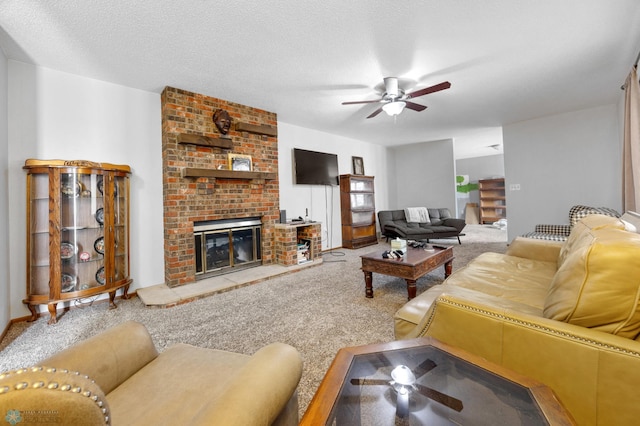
[0,367,110,425]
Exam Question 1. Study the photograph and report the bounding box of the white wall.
[503,104,621,240]
[390,139,457,214]
[277,122,390,249]
[7,62,165,318]
[0,47,9,329]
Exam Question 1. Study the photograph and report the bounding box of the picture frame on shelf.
[352,156,364,175]
[228,153,252,171]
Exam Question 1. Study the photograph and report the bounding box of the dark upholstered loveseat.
[378,208,466,244]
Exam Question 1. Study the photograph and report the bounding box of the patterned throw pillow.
[569,205,620,227]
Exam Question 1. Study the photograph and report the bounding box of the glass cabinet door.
[349,178,374,192]
[350,193,375,210]
[60,170,105,293]
[28,173,51,298]
[113,174,129,282]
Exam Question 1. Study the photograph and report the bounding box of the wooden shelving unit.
[340,174,377,249]
[478,178,506,224]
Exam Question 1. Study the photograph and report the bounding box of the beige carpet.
[0,225,507,418]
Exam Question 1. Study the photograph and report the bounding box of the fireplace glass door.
[195,223,262,278]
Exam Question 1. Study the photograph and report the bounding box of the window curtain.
[623,67,640,212]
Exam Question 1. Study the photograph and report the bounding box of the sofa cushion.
[106,344,250,424]
[557,214,626,269]
[544,228,640,339]
[443,252,556,310]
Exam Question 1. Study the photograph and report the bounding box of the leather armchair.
[0,321,303,425]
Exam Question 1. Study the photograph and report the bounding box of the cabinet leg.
[47,303,58,325]
[25,304,38,322]
[108,291,118,309]
[122,284,131,300]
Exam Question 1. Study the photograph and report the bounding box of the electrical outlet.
[509,184,521,191]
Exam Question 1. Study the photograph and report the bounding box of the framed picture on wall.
[228,153,252,171]
[352,156,364,175]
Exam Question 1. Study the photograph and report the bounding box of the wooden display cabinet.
[478,178,506,224]
[23,159,132,324]
[340,175,377,249]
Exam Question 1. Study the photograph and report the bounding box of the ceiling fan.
[342,77,451,119]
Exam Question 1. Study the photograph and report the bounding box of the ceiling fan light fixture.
[382,101,406,116]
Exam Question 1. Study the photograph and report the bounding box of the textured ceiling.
[1,0,640,158]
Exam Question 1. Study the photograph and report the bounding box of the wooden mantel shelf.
[181,168,276,180]
[235,122,278,137]
[177,133,233,149]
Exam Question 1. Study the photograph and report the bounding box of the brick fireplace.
[161,87,279,287]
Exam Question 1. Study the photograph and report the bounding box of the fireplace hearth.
[194,218,262,279]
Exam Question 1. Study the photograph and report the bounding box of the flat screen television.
[293,148,339,185]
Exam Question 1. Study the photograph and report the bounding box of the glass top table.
[301,337,575,425]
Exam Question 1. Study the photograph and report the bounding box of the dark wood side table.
[361,246,453,300]
[301,337,575,425]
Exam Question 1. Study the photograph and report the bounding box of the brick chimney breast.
[161,87,279,287]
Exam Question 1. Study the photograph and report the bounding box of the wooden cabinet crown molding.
[24,159,131,173]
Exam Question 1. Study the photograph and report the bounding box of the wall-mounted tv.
[293,148,339,186]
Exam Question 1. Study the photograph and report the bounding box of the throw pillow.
[621,211,640,233]
[568,205,621,227]
[557,214,625,269]
[544,227,640,339]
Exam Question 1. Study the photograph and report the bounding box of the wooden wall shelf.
[235,122,278,137]
[181,168,276,180]
[177,133,233,149]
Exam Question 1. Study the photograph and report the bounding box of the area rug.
[0,225,507,418]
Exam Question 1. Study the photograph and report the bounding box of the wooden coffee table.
[301,337,575,425]
[360,246,453,300]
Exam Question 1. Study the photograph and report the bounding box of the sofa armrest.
[382,223,404,238]
[442,217,466,232]
[39,321,158,394]
[192,342,303,425]
[411,293,640,426]
[0,366,110,425]
[505,236,563,262]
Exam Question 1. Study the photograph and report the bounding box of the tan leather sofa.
[0,321,303,425]
[394,214,640,425]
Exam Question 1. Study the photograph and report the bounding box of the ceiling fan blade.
[366,107,384,119]
[413,358,437,378]
[406,81,451,99]
[342,99,382,105]
[350,378,390,386]
[415,384,464,412]
[404,101,427,112]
